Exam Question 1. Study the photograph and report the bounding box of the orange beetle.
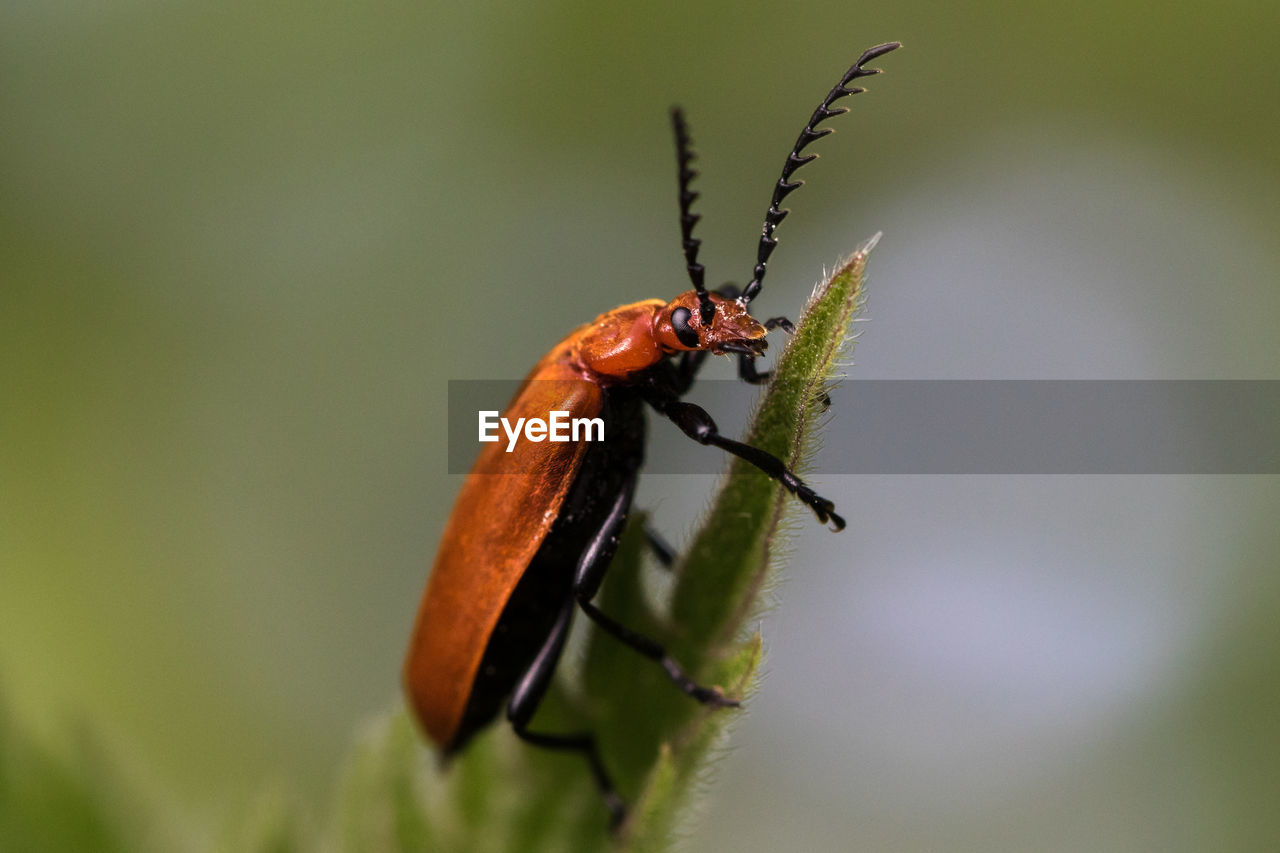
[404,43,899,828]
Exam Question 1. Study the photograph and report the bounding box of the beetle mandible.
[403,42,899,828]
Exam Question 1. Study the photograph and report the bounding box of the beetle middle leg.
[572,474,739,707]
[642,525,676,568]
[509,452,734,830]
[578,600,738,708]
[641,382,846,531]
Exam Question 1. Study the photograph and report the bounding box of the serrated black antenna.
[671,107,716,325]
[740,42,900,306]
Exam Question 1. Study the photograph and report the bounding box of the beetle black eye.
[671,307,700,348]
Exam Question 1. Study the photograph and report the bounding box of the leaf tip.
[857,230,883,256]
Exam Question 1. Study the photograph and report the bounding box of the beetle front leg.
[736,352,770,384]
[706,284,793,385]
[674,349,708,394]
[738,316,795,384]
[642,385,846,530]
[674,315,794,387]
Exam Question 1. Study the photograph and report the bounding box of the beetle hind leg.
[507,597,627,829]
[512,726,626,830]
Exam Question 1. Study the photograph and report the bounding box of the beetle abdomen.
[403,364,603,746]
[445,388,647,752]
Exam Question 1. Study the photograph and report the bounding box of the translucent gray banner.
[446,380,1280,475]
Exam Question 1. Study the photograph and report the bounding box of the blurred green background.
[3,0,1279,849]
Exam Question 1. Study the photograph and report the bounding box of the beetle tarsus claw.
[794,485,843,531]
[605,793,628,832]
[694,685,742,709]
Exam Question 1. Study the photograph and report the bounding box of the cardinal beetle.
[404,43,899,828]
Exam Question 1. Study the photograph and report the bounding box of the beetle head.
[655,290,767,356]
